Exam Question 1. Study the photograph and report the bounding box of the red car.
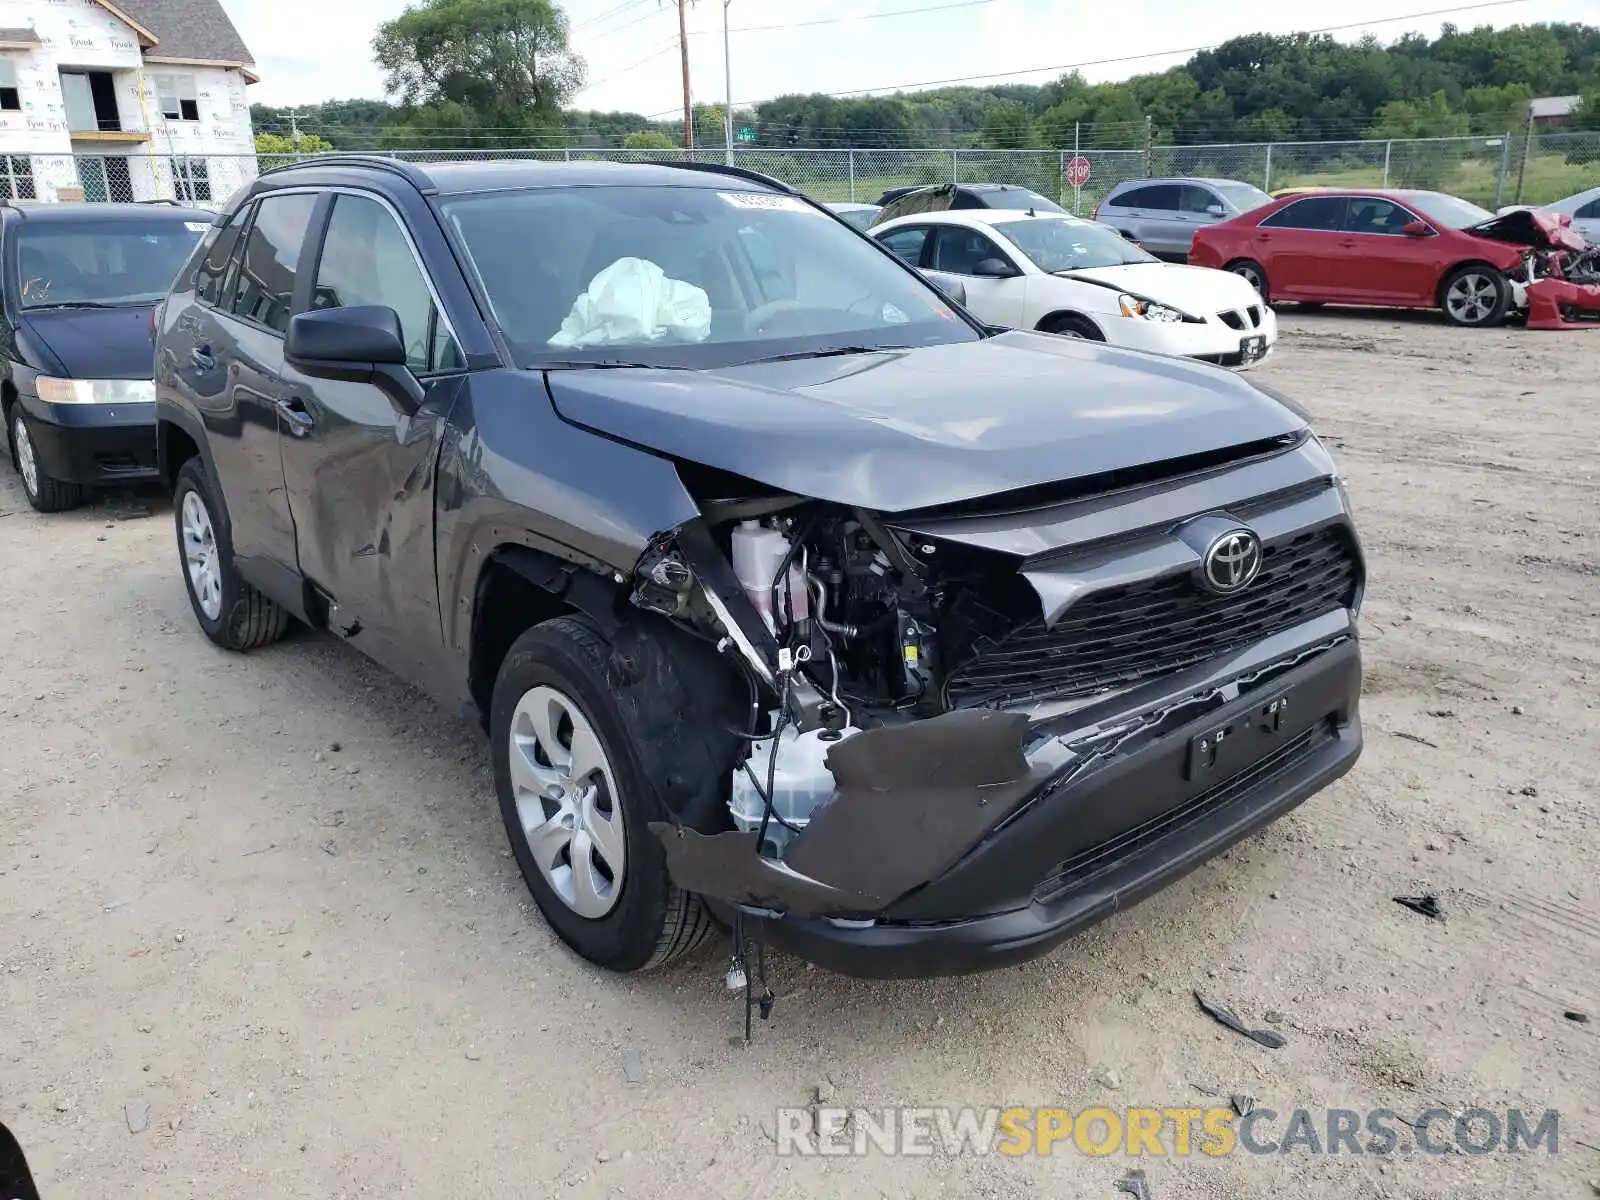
[1189,189,1564,328]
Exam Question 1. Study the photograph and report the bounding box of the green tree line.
[252,8,1600,153]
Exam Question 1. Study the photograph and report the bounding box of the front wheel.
[1440,265,1510,328]
[172,457,291,651]
[1039,313,1103,340]
[1225,259,1269,303]
[9,408,85,513]
[491,617,716,972]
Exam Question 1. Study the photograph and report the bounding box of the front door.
[1337,197,1439,304]
[276,191,465,680]
[929,225,1027,328]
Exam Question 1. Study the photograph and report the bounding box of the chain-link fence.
[3,129,1596,213]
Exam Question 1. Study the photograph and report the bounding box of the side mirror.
[287,305,422,416]
[971,257,1015,278]
[1206,204,1226,217]
[1402,221,1433,237]
[919,269,967,306]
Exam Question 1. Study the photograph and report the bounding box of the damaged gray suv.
[154,156,1364,979]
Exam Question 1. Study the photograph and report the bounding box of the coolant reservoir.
[730,520,809,632]
[730,724,857,859]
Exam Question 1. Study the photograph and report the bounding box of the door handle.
[1257,233,1272,243]
[189,345,214,370]
[276,396,315,436]
[1338,238,1357,247]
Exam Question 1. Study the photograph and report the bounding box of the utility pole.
[676,0,693,150]
[289,108,302,153]
[1513,101,1535,204]
[723,0,733,165]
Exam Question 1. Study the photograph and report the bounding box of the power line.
[576,40,682,94]
[725,0,1536,104]
[571,0,654,31]
[690,0,997,36]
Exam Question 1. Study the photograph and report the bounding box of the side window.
[931,226,1011,276]
[1120,184,1179,211]
[877,226,929,266]
[311,193,462,374]
[1343,198,1414,235]
[196,208,247,306]
[1574,198,1600,220]
[1260,196,1348,231]
[1179,185,1221,214]
[228,193,317,334]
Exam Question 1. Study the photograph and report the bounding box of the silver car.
[1094,177,1273,259]
[1496,186,1600,243]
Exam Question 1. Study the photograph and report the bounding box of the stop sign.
[1066,155,1092,188]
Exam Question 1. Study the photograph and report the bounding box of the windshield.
[14,219,206,309]
[833,206,881,231]
[996,216,1158,272]
[1407,193,1494,229]
[1212,181,1272,212]
[979,188,1065,214]
[440,186,977,367]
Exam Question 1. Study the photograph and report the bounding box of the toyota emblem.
[1201,529,1264,595]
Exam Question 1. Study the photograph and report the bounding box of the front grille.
[1218,309,1244,330]
[943,525,1359,709]
[1032,718,1335,903]
[1247,303,1262,327]
[1218,306,1263,332]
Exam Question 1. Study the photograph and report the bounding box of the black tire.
[1225,259,1269,303]
[1299,301,1325,310]
[172,456,291,651]
[1439,264,1510,328]
[1039,313,1104,340]
[491,616,718,973]
[8,407,86,513]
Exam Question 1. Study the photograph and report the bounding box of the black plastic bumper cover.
[759,636,1362,978]
[17,397,157,485]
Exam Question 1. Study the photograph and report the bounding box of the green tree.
[981,102,1039,149]
[374,0,584,144]
[622,129,676,150]
[254,131,334,154]
[1368,90,1471,138]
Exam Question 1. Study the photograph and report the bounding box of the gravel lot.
[2,311,1596,1199]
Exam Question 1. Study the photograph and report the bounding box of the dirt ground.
[2,311,1597,1200]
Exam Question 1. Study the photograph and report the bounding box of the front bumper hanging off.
[655,613,1363,979]
[1523,276,1600,330]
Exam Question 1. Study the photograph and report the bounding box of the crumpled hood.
[545,330,1307,513]
[1061,261,1263,314]
[20,305,158,380]
[1466,208,1588,253]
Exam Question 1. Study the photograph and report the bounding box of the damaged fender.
[1524,276,1600,330]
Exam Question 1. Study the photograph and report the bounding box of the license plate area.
[1185,691,1290,780]
[1240,334,1267,363]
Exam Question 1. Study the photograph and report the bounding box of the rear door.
[1171,184,1225,255]
[164,192,318,583]
[276,190,466,680]
[1337,197,1437,304]
[1117,184,1184,257]
[1254,195,1349,301]
[928,224,1027,327]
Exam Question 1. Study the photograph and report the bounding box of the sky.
[231,0,1599,117]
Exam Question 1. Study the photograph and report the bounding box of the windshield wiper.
[537,359,694,370]
[742,345,911,365]
[27,300,123,310]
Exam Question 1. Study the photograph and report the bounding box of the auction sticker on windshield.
[718,192,819,214]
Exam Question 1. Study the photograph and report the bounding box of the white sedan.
[872,208,1277,368]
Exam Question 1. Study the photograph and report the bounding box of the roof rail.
[260,153,437,195]
[135,198,183,205]
[646,159,799,195]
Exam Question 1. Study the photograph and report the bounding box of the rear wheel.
[1440,265,1509,328]
[1226,259,1269,303]
[1039,313,1103,340]
[491,617,716,972]
[172,457,291,651]
[9,409,85,513]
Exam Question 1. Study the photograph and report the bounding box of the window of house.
[171,156,211,203]
[0,155,35,201]
[155,73,200,122]
[228,193,318,334]
[0,59,20,111]
[310,194,462,372]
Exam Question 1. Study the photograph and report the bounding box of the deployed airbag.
[548,256,712,348]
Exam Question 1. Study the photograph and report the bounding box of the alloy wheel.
[12,413,39,498]
[1445,271,1499,325]
[180,489,223,621]
[508,684,626,919]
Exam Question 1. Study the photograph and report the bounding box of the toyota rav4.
[154,156,1365,978]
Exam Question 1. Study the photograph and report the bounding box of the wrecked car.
[1190,188,1599,328]
[153,156,1366,980]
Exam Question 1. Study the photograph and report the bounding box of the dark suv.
[2,201,210,511]
[155,156,1364,979]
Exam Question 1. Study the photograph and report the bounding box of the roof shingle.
[100,0,254,66]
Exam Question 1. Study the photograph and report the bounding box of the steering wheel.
[743,298,811,333]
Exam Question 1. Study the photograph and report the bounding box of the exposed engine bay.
[1478,208,1600,329]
